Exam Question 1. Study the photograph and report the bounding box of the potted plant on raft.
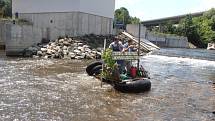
[101,48,121,83]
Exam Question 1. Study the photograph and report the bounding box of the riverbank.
[22,34,114,59]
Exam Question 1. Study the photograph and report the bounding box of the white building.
[12,0,115,40]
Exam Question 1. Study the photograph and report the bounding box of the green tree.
[0,0,11,18]
[130,17,140,24]
[0,0,5,8]
[114,7,141,27]
[114,7,131,25]
[3,0,11,17]
[162,21,177,34]
[179,15,205,47]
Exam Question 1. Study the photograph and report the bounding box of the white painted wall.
[79,0,115,18]
[12,0,115,18]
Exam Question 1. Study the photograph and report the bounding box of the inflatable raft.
[86,61,151,93]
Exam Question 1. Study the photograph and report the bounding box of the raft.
[113,79,151,93]
[86,61,102,76]
[86,61,151,93]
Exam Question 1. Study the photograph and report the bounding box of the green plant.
[102,49,115,69]
[101,49,120,81]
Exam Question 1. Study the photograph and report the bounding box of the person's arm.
[122,43,128,52]
[109,43,113,49]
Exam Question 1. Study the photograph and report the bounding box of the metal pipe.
[138,23,141,69]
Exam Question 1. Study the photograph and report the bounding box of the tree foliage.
[0,0,11,18]
[114,7,141,26]
[130,17,140,24]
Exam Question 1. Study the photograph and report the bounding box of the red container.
[130,66,137,78]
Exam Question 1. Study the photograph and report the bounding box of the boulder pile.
[23,35,114,59]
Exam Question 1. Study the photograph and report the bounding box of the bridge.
[142,11,205,27]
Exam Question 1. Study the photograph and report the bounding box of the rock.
[63,41,70,46]
[63,50,69,55]
[43,55,51,59]
[53,53,60,59]
[74,49,81,54]
[81,53,86,57]
[92,51,97,54]
[51,43,56,47]
[46,49,52,55]
[63,46,68,50]
[96,52,102,56]
[70,55,76,59]
[86,54,95,59]
[68,38,73,43]
[96,48,103,52]
[75,56,85,60]
[78,43,84,46]
[69,52,76,59]
[83,45,90,48]
[37,51,43,56]
[63,55,70,59]
[85,48,91,52]
[54,46,61,51]
[58,43,64,46]
[33,55,39,58]
[23,46,39,57]
[59,39,64,43]
[67,47,74,52]
[41,48,47,52]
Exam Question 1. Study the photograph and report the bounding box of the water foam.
[142,55,215,68]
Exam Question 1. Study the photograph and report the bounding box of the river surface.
[0,48,214,121]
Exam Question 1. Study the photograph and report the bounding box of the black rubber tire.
[86,61,102,75]
[88,65,102,76]
[113,79,151,93]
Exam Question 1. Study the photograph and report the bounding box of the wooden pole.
[101,39,106,87]
[137,23,141,69]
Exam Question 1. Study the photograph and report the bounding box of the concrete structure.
[0,20,8,49]
[2,0,115,55]
[142,11,204,27]
[145,32,188,48]
[0,20,42,55]
[12,0,115,40]
[126,24,189,48]
[126,24,146,39]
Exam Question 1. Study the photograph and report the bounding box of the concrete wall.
[0,21,7,48]
[126,24,189,48]
[79,0,115,18]
[146,32,189,48]
[19,12,113,40]
[0,22,42,55]
[12,0,115,18]
[126,24,146,39]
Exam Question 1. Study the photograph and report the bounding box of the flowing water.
[0,48,214,121]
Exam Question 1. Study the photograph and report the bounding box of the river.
[0,48,214,121]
